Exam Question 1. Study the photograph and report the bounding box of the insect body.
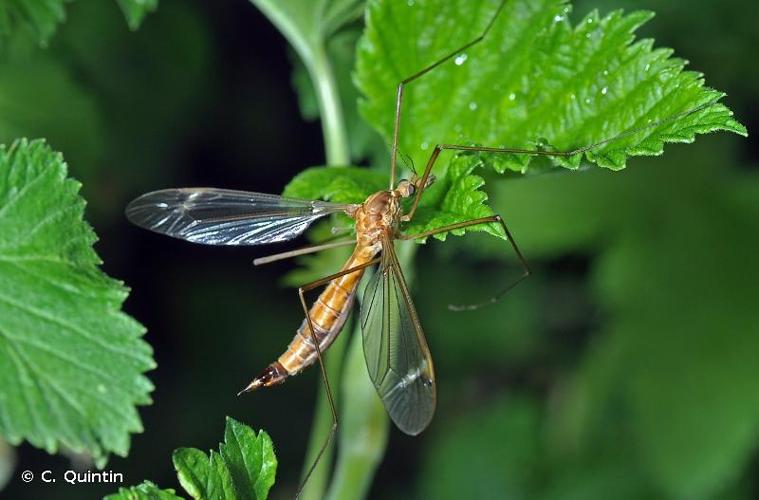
[242,190,401,390]
[243,191,398,392]
[245,243,370,389]
[126,176,443,435]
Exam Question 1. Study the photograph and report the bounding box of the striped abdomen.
[243,244,377,391]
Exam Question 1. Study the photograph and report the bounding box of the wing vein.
[360,235,436,435]
[125,188,353,246]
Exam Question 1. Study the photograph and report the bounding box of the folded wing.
[360,235,436,435]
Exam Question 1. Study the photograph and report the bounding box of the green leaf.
[283,158,503,243]
[173,448,214,499]
[356,0,746,177]
[402,153,503,241]
[116,0,158,30]
[108,419,277,499]
[172,418,277,500]
[105,481,183,500]
[173,448,237,499]
[0,0,67,46]
[219,417,277,500]
[284,165,386,205]
[0,139,154,463]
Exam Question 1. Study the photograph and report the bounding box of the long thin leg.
[389,0,507,188]
[401,215,529,311]
[398,99,719,302]
[253,239,355,266]
[295,257,381,499]
[405,95,719,222]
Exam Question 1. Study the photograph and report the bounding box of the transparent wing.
[125,188,352,245]
[360,235,436,435]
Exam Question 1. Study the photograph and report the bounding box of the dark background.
[2,0,757,498]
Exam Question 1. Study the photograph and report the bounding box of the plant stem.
[250,2,369,496]
[299,40,352,500]
[324,324,389,500]
[309,45,351,166]
[324,241,417,500]
[299,328,350,500]
[0,437,15,492]
[249,1,350,167]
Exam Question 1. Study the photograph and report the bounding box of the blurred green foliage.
[415,135,758,499]
[0,0,156,46]
[0,0,209,221]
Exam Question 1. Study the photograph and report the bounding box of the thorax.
[351,190,402,250]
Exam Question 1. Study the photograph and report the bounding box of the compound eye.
[397,179,415,197]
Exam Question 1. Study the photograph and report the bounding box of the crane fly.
[126,0,719,494]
